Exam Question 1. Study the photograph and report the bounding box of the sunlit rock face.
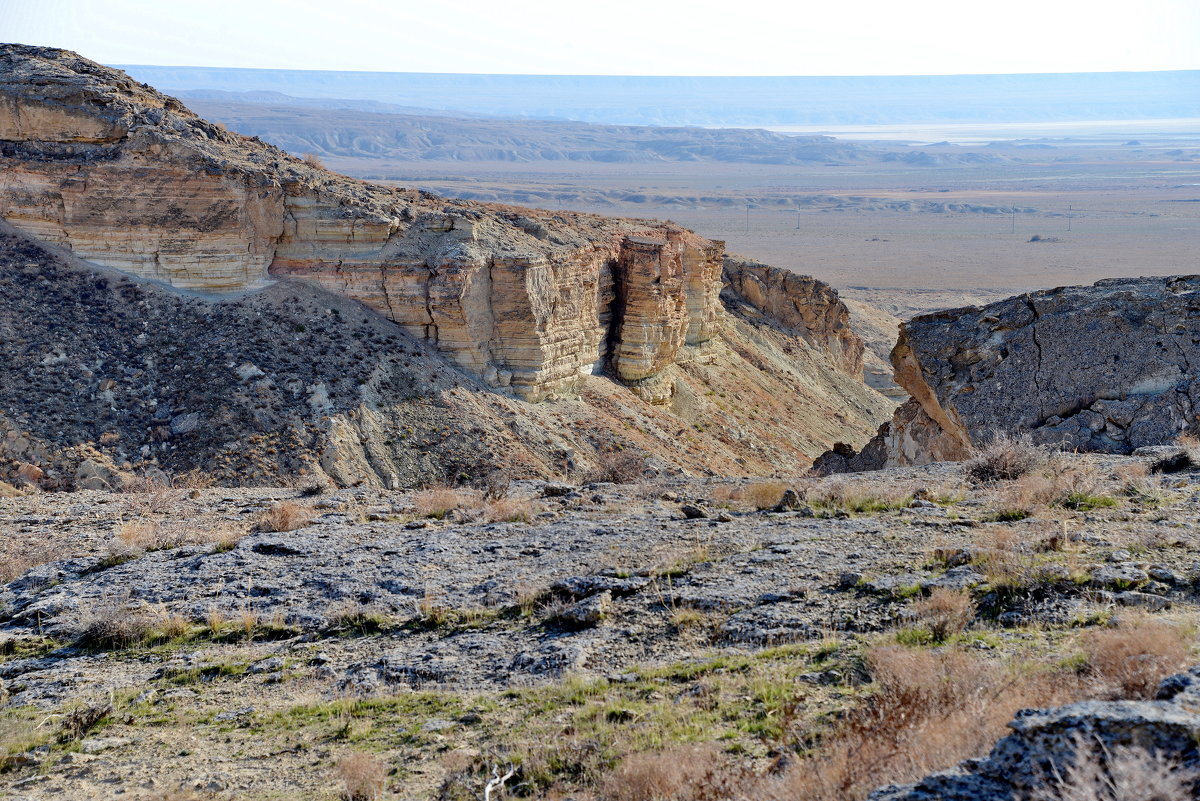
[0,44,856,406]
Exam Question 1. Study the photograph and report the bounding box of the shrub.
[256,501,313,532]
[966,432,1045,482]
[74,602,159,649]
[1032,738,1200,801]
[602,744,742,801]
[911,588,976,642]
[302,152,326,169]
[414,486,476,519]
[1080,618,1191,699]
[337,752,387,801]
[483,497,537,523]
[582,449,647,484]
[742,480,787,510]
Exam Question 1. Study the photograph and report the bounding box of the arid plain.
[322,133,1200,318]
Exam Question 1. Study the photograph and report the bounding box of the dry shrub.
[911,587,976,641]
[807,479,912,514]
[117,519,164,550]
[966,432,1046,482]
[484,497,537,523]
[303,152,326,169]
[74,601,159,649]
[742,480,787,510]
[256,501,313,532]
[1081,618,1192,699]
[756,646,1082,801]
[59,701,113,742]
[582,449,647,484]
[171,469,216,489]
[602,744,744,801]
[414,486,477,519]
[1033,738,1200,801]
[995,455,1111,512]
[338,751,387,801]
[0,538,59,583]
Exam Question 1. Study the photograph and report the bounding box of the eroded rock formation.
[0,45,893,488]
[0,45,729,402]
[818,276,1200,472]
[722,256,865,377]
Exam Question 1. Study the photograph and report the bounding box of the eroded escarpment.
[722,256,866,377]
[0,45,732,402]
[818,276,1200,472]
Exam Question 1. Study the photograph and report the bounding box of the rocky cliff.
[722,256,865,378]
[0,45,731,403]
[0,45,892,489]
[818,276,1200,472]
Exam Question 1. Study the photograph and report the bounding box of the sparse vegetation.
[338,752,388,801]
[582,449,647,484]
[910,587,975,642]
[256,501,313,532]
[966,432,1045,482]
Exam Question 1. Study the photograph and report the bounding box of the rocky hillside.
[819,276,1200,473]
[0,45,892,490]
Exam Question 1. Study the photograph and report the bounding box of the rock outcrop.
[0,45,730,402]
[819,276,1200,472]
[870,668,1200,800]
[722,256,865,377]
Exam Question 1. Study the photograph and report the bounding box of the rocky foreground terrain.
[3,443,1200,799]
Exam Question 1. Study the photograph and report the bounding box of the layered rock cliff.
[722,256,865,378]
[818,276,1200,472]
[0,45,728,402]
[0,44,893,488]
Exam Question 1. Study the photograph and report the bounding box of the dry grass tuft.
[602,744,743,801]
[806,479,912,514]
[256,501,313,532]
[966,432,1046,482]
[0,538,60,583]
[1081,617,1192,699]
[742,480,788,510]
[582,449,647,484]
[911,587,976,641]
[338,751,387,801]
[414,486,478,519]
[1032,738,1200,801]
[483,497,538,523]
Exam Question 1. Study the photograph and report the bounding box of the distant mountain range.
[119,67,1200,127]
[182,95,915,165]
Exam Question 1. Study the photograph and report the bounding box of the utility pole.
[1011,204,1016,234]
[745,203,750,234]
[1067,204,1072,232]
[795,207,801,230]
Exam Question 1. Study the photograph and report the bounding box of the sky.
[4,0,1200,76]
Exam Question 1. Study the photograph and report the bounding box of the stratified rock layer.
[820,276,1200,471]
[722,256,865,377]
[0,45,728,401]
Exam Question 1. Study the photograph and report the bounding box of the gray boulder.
[823,276,1200,471]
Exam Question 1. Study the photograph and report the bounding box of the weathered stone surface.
[823,276,1200,471]
[722,256,865,377]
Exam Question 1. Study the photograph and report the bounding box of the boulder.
[823,276,1200,470]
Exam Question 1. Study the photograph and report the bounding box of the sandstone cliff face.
[0,45,894,487]
[0,45,728,401]
[819,276,1200,472]
[722,256,865,377]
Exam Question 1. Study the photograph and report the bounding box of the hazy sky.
[6,0,1199,76]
